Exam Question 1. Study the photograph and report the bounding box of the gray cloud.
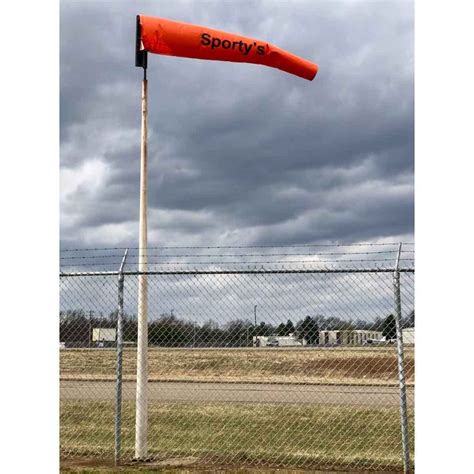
[60,0,413,249]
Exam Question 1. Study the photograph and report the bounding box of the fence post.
[393,243,411,473]
[115,249,129,465]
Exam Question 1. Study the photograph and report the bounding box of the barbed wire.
[59,258,415,268]
[60,242,415,253]
[60,250,414,260]
[59,243,414,273]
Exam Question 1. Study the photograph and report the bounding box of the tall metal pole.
[393,243,411,473]
[254,304,257,327]
[135,67,149,460]
[115,249,129,465]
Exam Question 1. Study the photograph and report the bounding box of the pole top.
[394,242,403,271]
[119,249,129,274]
[135,15,148,69]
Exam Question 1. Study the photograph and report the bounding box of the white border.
[416,0,474,472]
[0,1,59,470]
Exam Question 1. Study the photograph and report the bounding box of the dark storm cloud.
[60,0,413,248]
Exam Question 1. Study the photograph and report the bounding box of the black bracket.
[135,15,148,69]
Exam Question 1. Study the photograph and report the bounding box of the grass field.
[61,400,414,471]
[60,347,414,386]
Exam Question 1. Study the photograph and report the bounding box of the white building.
[253,334,306,347]
[402,328,415,345]
[92,328,116,347]
[319,329,383,346]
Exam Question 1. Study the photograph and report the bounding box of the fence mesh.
[60,244,414,471]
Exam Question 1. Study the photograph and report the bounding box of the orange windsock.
[137,15,318,81]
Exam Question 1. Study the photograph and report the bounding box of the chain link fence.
[60,244,414,471]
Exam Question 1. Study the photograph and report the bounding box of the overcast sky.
[60,0,414,250]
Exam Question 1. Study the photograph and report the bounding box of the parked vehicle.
[364,337,395,345]
[364,338,382,345]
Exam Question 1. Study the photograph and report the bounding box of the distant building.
[253,334,306,347]
[402,328,415,345]
[92,328,116,347]
[319,329,383,346]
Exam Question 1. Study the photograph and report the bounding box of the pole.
[393,243,410,473]
[254,304,257,327]
[135,67,149,460]
[115,249,129,465]
[89,311,92,348]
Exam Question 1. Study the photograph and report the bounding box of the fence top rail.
[60,267,415,277]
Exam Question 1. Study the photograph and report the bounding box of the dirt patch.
[61,455,404,473]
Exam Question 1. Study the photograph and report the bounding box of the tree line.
[60,309,414,348]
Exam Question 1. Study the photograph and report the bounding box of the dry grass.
[60,347,414,386]
[61,400,414,471]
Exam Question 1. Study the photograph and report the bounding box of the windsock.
[136,15,318,81]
